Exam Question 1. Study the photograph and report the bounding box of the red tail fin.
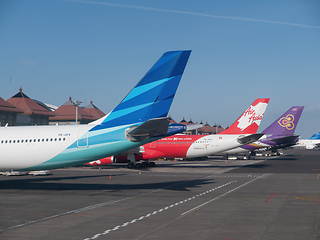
[219,98,270,135]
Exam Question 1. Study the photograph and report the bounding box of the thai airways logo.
[278,114,294,130]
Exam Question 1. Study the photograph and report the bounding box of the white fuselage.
[185,134,251,158]
[0,125,87,170]
[0,122,145,171]
[294,139,320,149]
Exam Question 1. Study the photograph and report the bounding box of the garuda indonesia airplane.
[0,50,191,171]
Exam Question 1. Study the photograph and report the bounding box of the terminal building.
[0,96,24,126]
[4,88,55,126]
[0,88,225,134]
[49,97,102,125]
[177,117,225,135]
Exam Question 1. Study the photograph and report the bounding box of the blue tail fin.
[262,106,304,136]
[310,132,320,140]
[101,50,191,127]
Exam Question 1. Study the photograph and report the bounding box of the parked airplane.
[0,50,191,171]
[87,98,269,168]
[294,131,320,149]
[222,106,304,158]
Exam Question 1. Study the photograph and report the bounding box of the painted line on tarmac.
[265,193,275,202]
[214,160,265,174]
[0,174,217,234]
[0,183,175,233]
[83,180,237,240]
[0,197,132,233]
[181,173,270,216]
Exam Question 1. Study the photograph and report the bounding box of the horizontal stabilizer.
[237,133,264,145]
[268,142,297,151]
[269,135,299,144]
[186,124,203,131]
[126,118,169,142]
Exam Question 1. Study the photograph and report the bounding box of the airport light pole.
[73,100,82,124]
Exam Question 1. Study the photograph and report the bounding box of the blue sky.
[1,0,319,138]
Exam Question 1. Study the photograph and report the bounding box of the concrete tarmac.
[0,148,320,240]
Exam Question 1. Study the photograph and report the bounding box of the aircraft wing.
[186,124,203,131]
[237,133,264,145]
[267,142,298,151]
[268,135,299,144]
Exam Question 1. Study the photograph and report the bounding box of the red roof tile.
[168,116,177,124]
[179,117,196,125]
[83,101,105,119]
[50,97,96,121]
[0,96,24,113]
[7,88,55,116]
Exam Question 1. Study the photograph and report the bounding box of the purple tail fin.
[263,106,304,136]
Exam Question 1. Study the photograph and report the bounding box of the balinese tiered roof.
[50,97,96,121]
[216,124,225,133]
[167,116,177,124]
[198,121,215,134]
[179,117,187,125]
[179,117,195,126]
[0,96,23,113]
[7,88,55,116]
[188,119,195,125]
[84,101,105,119]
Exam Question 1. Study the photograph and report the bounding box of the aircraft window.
[59,138,61,141]
[54,138,57,141]
[34,139,36,142]
[63,138,66,141]
[9,140,11,143]
[17,140,19,143]
[50,138,53,141]
[38,139,40,142]
[1,140,3,144]
[46,139,49,142]
[13,140,16,143]
[25,139,28,143]
[5,140,7,143]
[29,139,32,142]
[42,139,44,142]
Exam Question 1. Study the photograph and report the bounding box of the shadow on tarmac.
[0,174,215,192]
